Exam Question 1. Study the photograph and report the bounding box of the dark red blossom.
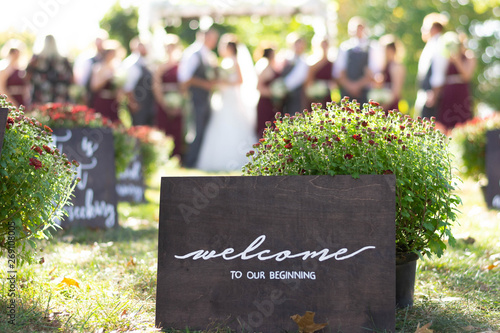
[383,170,393,175]
[368,140,375,145]
[284,143,293,149]
[252,143,260,148]
[29,157,43,170]
[31,145,44,155]
[283,138,291,144]
[287,158,294,163]
[334,136,341,142]
[265,121,272,127]
[42,145,52,153]
[44,125,53,133]
[352,134,362,142]
[72,160,80,167]
[400,125,405,130]
[344,154,353,160]
[361,121,368,127]
[369,100,380,107]
[259,138,266,143]
[402,145,407,151]
[7,117,14,125]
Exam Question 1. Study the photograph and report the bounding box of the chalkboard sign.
[0,108,8,158]
[116,144,146,203]
[52,128,118,228]
[156,175,396,332]
[486,130,500,209]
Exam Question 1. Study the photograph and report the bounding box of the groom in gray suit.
[178,28,219,168]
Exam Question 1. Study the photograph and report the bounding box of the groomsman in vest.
[334,17,382,105]
[282,33,309,114]
[415,13,449,119]
[123,37,155,126]
[178,28,219,168]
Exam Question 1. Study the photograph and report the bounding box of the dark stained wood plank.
[156,175,396,332]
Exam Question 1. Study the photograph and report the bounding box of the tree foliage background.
[100,0,499,112]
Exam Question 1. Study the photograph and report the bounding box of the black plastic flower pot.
[396,252,419,308]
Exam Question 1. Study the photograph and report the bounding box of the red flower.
[31,145,44,155]
[287,158,294,163]
[352,134,362,142]
[400,125,405,130]
[44,125,53,133]
[368,140,375,145]
[361,121,368,127]
[72,159,80,167]
[283,138,291,144]
[284,143,293,149]
[29,157,43,170]
[7,117,14,125]
[369,101,380,107]
[252,143,261,148]
[259,138,266,143]
[42,145,52,153]
[383,170,393,174]
[334,137,341,142]
[344,154,353,160]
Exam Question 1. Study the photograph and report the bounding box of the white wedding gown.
[196,58,257,172]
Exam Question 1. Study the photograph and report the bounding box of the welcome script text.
[174,235,376,262]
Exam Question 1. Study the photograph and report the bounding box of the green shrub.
[244,97,461,258]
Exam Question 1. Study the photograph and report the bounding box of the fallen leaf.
[415,322,433,333]
[486,261,499,270]
[121,309,128,317]
[463,325,478,331]
[291,311,327,333]
[126,256,136,267]
[57,277,80,289]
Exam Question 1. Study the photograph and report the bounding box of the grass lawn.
[1,168,499,333]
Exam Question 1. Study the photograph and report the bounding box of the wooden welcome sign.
[486,130,500,209]
[156,175,396,332]
[116,145,146,203]
[0,108,8,158]
[52,127,118,228]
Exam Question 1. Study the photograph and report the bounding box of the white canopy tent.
[137,0,337,42]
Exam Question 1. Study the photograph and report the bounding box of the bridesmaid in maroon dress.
[153,34,184,159]
[438,34,476,131]
[90,41,122,122]
[255,46,281,137]
[377,35,406,112]
[305,38,334,109]
[0,40,29,108]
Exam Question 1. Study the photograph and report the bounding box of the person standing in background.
[373,34,406,112]
[73,29,109,105]
[305,37,334,110]
[122,37,155,126]
[153,34,185,160]
[177,27,219,168]
[334,17,382,106]
[0,39,29,108]
[90,40,123,122]
[255,43,280,136]
[282,33,309,115]
[415,13,449,119]
[438,32,476,131]
[26,35,73,105]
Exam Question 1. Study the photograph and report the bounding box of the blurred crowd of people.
[0,12,476,171]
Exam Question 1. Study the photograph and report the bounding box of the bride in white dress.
[196,34,258,172]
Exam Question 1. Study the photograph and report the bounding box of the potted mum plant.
[451,114,500,181]
[243,97,461,307]
[30,103,136,175]
[0,96,79,264]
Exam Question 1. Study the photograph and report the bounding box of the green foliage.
[0,97,79,264]
[243,98,461,258]
[99,1,139,54]
[30,103,136,175]
[451,113,500,180]
[336,0,500,112]
[126,126,173,181]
